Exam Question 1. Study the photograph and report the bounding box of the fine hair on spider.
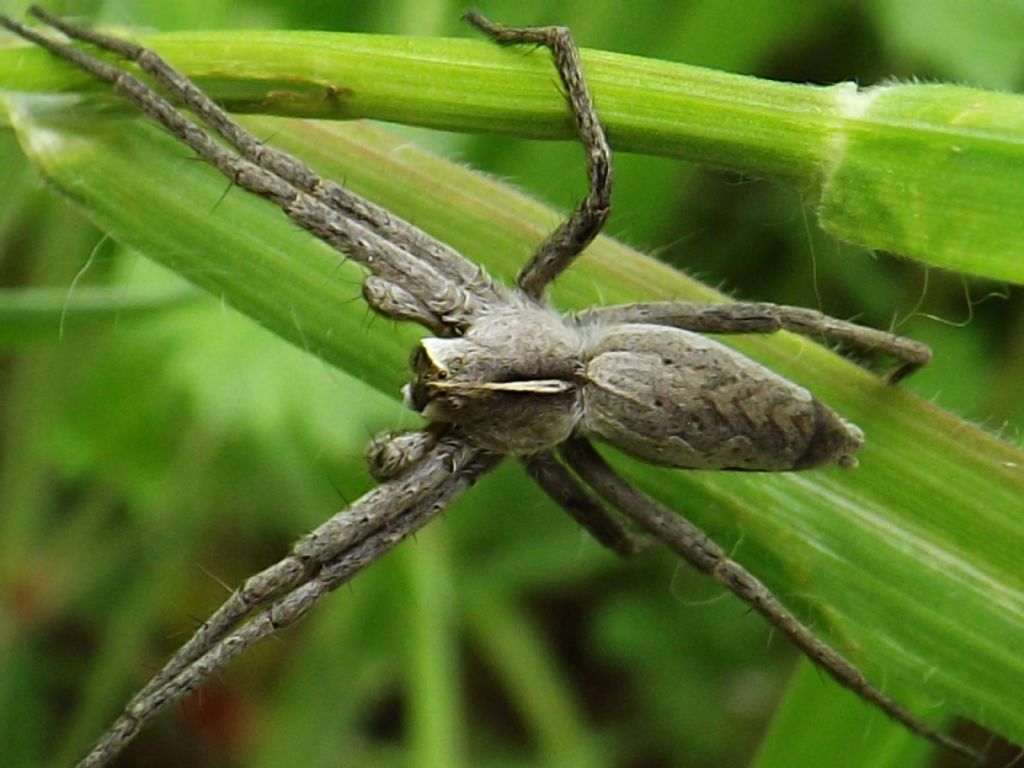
[0,6,981,767]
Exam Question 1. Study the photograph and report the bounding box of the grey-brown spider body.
[0,6,979,767]
[404,301,864,469]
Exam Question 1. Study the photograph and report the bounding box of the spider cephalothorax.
[405,304,585,455]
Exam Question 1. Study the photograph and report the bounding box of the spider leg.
[0,11,486,330]
[366,426,448,480]
[24,5,505,305]
[573,300,932,382]
[559,436,981,765]
[150,434,478,695]
[465,13,612,300]
[522,451,652,556]
[74,437,499,768]
[363,275,484,336]
[363,277,448,334]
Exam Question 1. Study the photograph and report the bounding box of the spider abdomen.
[581,325,863,470]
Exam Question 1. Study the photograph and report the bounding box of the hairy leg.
[76,436,497,768]
[25,5,506,304]
[560,436,979,764]
[0,11,486,329]
[522,451,651,556]
[573,300,932,382]
[465,13,612,299]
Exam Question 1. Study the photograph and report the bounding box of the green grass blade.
[2,28,1022,282]
[402,528,464,768]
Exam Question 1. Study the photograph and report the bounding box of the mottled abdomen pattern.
[581,325,863,470]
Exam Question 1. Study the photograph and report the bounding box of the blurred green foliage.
[1,2,1021,768]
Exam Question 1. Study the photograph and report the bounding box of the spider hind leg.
[573,300,932,382]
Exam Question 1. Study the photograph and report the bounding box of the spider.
[0,7,980,767]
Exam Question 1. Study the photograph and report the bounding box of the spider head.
[403,317,585,455]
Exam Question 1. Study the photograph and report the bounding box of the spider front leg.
[22,5,508,306]
[573,300,932,382]
[465,13,612,299]
[0,10,491,328]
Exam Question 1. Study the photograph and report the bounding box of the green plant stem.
[2,29,1023,281]
[404,527,464,768]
